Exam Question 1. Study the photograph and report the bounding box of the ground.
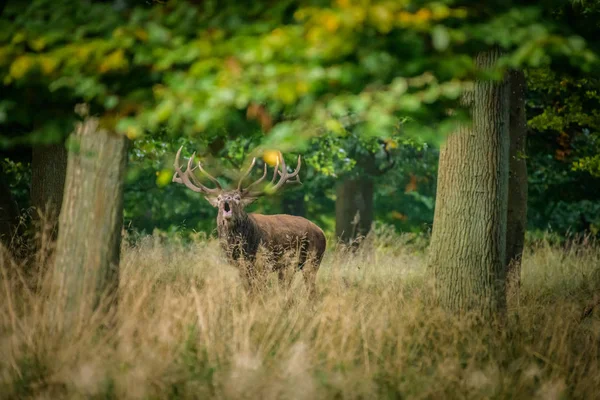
[1,230,600,399]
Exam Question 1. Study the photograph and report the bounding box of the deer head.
[172,146,302,224]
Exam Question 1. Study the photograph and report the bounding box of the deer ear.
[205,196,219,208]
[241,196,257,207]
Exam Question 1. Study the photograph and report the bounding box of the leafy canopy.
[1,0,597,152]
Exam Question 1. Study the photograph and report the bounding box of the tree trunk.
[0,169,19,248]
[505,70,528,305]
[31,143,68,233]
[52,118,128,318]
[428,48,510,316]
[335,175,374,244]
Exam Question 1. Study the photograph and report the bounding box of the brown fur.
[214,192,326,292]
[172,148,325,292]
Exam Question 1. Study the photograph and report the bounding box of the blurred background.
[0,0,599,243]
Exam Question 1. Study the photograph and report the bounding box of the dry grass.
[1,230,600,400]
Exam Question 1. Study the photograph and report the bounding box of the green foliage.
[573,154,600,177]
[526,67,600,234]
[123,127,436,236]
[1,0,597,150]
[1,157,30,212]
[1,0,600,238]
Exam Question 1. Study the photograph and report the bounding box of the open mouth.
[223,201,232,218]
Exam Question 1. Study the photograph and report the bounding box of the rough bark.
[52,118,128,317]
[31,143,68,231]
[335,175,374,244]
[428,48,510,316]
[505,70,528,305]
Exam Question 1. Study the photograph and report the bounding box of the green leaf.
[431,25,450,51]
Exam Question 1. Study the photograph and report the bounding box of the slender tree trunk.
[31,143,68,233]
[52,117,128,318]
[505,70,528,305]
[428,48,510,316]
[335,175,374,243]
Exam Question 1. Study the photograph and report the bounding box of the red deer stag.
[172,146,326,292]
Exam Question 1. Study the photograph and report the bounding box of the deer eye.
[234,195,241,202]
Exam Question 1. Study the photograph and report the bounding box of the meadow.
[1,228,599,399]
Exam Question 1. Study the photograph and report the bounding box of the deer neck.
[217,212,260,261]
[217,211,253,241]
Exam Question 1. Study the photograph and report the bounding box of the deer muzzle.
[222,201,232,218]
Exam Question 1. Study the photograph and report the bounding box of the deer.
[172,146,326,294]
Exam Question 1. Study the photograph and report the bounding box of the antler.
[237,157,267,191]
[172,146,222,194]
[239,151,302,197]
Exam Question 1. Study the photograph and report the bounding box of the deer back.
[249,213,326,257]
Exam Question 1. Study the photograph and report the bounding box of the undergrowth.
[1,231,599,399]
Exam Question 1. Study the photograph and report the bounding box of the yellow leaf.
[277,85,297,105]
[134,28,149,42]
[263,150,281,167]
[112,27,126,38]
[391,211,408,221]
[29,38,46,51]
[98,49,127,73]
[452,8,468,18]
[370,5,394,32]
[155,100,173,123]
[156,169,172,187]
[39,56,58,75]
[11,32,26,44]
[398,8,433,27]
[384,139,398,150]
[398,11,412,24]
[306,26,323,43]
[126,126,141,140]
[10,55,35,79]
[325,119,345,134]
[294,9,308,21]
[414,8,432,23]
[323,13,340,32]
[98,114,119,131]
[296,80,309,94]
[75,44,94,61]
[335,0,350,8]
[431,4,450,20]
[152,84,166,98]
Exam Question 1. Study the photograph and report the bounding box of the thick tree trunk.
[31,143,68,232]
[0,169,19,248]
[52,118,128,317]
[505,70,528,305]
[428,48,510,316]
[335,175,374,243]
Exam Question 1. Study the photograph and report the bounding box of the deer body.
[218,212,326,265]
[172,147,326,292]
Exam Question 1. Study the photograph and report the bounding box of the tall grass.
[1,230,600,399]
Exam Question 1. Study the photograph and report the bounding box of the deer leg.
[300,250,320,298]
[302,263,318,299]
[277,267,293,291]
[238,262,253,292]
